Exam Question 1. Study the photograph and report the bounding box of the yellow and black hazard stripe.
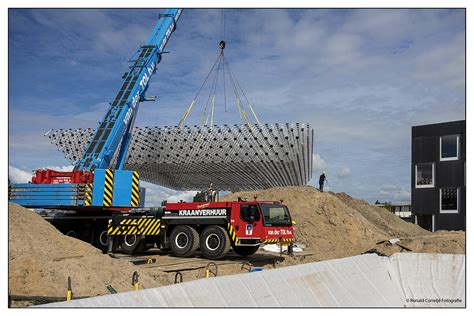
[262,238,293,245]
[131,171,140,207]
[103,169,114,207]
[107,218,161,236]
[85,183,93,206]
[227,223,239,245]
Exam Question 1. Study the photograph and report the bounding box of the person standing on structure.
[319,171,328,192]
[206,183,217,202]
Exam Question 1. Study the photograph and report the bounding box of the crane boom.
[76,8,182,171]
[9,9,183,210]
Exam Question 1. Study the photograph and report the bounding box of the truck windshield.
[260,204,291,226]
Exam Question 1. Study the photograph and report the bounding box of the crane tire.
[65,230,77,238]
[135,239,147,253]
[120,234,142,254]
[93,228,109,253]
[200,226,230,260]
[170,225,200,257]
[232,245,260,257]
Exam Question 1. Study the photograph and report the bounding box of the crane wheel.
[93,228,110,253]
[93,229,119,253]
[232,245,260,257]
[98,230,109,247]
[120,234,144,254]
[170,225,200,257]
[200,226,230,260]
[65,230,77,238]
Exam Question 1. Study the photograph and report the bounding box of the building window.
[415,163,435,188]
[440,187,459,214]
[440,135,459,161]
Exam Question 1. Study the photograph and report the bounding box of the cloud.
[323,33,364,70]
[8,9,465,206]
[413,34,465,88]
[9,166,33,183]
[167,191,198,203]
[312,154,327,173]
[337,167,351,179]
[379,185,411,203]
[136,182,166,206]
[44,165,74,172]
[140,181,197,206]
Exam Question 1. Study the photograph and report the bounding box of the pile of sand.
[330,192,429,237]
[223,186,464,259]
[8,203,168,298]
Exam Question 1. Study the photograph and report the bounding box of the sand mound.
[223,186,464,259]
[8,203,166,298]
[331,192,428,237]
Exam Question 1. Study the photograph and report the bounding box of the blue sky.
[8,8,465,205]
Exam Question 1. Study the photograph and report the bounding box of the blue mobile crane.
[9,9,183,252]
[8,9,298,258]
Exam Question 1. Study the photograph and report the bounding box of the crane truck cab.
[107,199,294,259]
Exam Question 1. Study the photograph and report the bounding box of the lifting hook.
[219,40,226,50]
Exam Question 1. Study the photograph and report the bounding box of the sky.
[8,8,465,206]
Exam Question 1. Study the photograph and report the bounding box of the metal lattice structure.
[47,123,313,191]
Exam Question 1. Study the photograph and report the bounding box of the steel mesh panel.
[47,123,313,191]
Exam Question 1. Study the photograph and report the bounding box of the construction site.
[7,8,466,308]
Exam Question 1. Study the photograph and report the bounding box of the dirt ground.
[8,186,465,306]
[8,203,170,298]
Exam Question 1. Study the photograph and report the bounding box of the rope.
[243,111,253,130]
[223,49,227,114]
[223,57,248,124]
[177,9,262,128]
[236,97,243,121]
[177,99,195,127]
[210,95,215,130]
[221,55,245,124]
[221,9,227,123]
[201,53,222,125]
[178,52,221,127]
[223,56,261,125]
[221,9,225,41]
[248,103,261,125]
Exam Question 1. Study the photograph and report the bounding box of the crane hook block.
[219,40,226,50]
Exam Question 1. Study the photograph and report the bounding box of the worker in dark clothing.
[319,171,327,192]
